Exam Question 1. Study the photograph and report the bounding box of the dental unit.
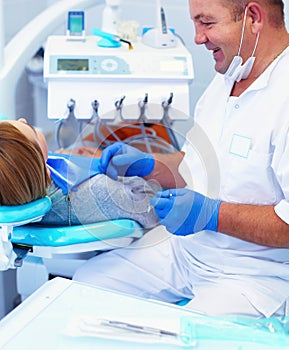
[45,25,193,151]
[0,0,194,302]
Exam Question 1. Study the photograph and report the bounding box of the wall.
[2,0,52,121]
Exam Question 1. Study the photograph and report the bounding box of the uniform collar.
[225,46,289,96]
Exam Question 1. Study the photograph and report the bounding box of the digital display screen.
[70,16,83,33]
[68,11,84,34]
[57,59,89,72]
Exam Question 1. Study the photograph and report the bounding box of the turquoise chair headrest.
[0,197,52,226]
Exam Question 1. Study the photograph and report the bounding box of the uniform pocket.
[222,151,277,204]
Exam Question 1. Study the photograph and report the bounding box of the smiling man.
[74,1,289,318]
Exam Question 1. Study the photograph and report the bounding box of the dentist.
[74,0,289,318]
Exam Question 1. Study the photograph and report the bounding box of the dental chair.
[0,196,143,300]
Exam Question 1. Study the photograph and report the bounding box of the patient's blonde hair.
[0,122,48,205]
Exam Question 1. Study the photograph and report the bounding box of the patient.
[0,119,160,228]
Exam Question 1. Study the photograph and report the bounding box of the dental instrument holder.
[56,99,80,149]
[137,94,153,153]
[114,95,126,120]
[44,35,194,149]
[142,0,176,49]
[91,99,100,120]
[101,0,122,34]
[142,26,176,50]
[138,94,149,120]
[86,99,122,147]
[161,93,180,150]
[66,11,86,41]
[81,100,100,145]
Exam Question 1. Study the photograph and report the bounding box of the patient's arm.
[56,146,102,158]
[41,174,161,228]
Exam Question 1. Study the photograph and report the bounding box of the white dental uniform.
[74,47,289,318]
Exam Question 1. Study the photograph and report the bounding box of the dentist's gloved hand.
[150,188,221,235]
[99,142,155,180]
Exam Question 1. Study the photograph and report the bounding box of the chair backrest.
[0,196,52,242]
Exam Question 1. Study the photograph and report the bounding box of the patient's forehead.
[3,119,37,141]
[1,119,48,160]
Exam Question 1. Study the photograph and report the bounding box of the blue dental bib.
[46,153,101,195]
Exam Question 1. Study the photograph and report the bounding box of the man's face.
[189,0,246,74]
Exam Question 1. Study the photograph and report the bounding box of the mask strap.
[251,32,259,57]
[237,6,260,59]
[237,6,248,56]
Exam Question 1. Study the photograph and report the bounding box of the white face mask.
[225,6,260,82]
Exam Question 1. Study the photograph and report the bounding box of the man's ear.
[247,2,264,34]
[46,166,51,182]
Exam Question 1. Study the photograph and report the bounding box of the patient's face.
[2,118,48,160]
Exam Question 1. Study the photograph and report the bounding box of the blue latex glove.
[150,188,221,235]
[99,142,155,180]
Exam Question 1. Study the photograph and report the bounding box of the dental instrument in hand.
[148,192,172,213]
[151,189,221,235]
